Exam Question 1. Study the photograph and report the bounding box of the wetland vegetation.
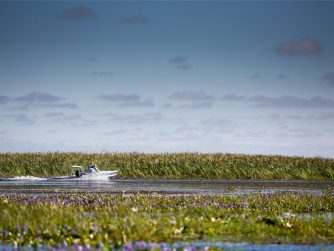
[0,192,333,250]
[0,152,333,180]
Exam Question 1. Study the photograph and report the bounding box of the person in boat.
[93,163,100,172]
[87,163,96,174]
[87,163,99,174]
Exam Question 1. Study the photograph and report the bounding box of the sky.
[0,1,334,157]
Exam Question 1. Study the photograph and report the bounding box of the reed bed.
[0,152,333,180]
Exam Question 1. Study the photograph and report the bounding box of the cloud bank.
[168,91,334,109]
[97,93,154,107]
[15,92,64,103]
[249,95,334,109]
[0,92,78,110]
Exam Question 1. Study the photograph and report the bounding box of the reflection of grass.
[0,192,333,249]
[0,152,333,180]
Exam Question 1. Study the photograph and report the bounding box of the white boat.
[72,165,118,179]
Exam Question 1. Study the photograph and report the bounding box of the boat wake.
[1,169,117,182]
[5,176,47,181]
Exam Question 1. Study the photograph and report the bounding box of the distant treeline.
[0,152,333,180]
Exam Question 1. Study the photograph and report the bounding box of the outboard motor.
[75,169,81,177]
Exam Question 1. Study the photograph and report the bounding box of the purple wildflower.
[149,242,156,250]
[72,243,80,251]
[160,242,171,251]
[82,244,91,251]
[3,230,8,237]
[184,246,196,251]
[122,243,134,251]
[55,198,61,204]
[60,241,68,249]
[92,223,98,231]
[95,242,104,250]
[134,241,147,250]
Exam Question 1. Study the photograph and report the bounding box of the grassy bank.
[0,152,333,180]
[0,193,333,249]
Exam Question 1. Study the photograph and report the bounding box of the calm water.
[0,242,334,251]
[0,177,333,195]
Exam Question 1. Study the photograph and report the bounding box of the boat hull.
[80,170,118,179]
[72,166,118,179]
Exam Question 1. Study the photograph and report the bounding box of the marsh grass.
[0,193,333,248]
[0,152,333,180]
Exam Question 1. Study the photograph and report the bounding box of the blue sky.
[1,1,334,156]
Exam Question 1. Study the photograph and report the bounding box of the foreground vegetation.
[0,152,333,180]
[0,192,333,249]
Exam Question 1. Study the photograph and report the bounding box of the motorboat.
[72,165,118,179]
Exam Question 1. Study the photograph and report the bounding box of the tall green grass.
[0,152,333,180]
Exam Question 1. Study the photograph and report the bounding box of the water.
[0,177,333,195]
[0,242,334,251]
